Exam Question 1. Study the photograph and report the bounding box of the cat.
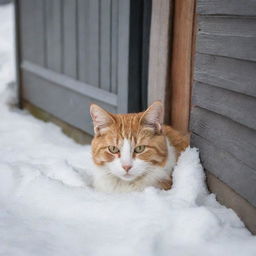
[90,101,188,193]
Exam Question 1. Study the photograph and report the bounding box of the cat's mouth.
[119,173,136,181]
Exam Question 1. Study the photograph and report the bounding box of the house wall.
[190,0,256,232]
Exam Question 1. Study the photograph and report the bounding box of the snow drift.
[0,4,256,256]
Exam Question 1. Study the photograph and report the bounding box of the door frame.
[147,0,196,133]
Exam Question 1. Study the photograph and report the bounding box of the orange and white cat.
[90,101,188,193]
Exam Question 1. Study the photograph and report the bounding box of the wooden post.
[147,0,173,122]
[170,0,196,133]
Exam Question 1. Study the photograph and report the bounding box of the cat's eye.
[108,146,119,154]
[134,145,145,153]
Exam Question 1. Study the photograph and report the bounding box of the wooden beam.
[170,0,196,132]
[147,0,173,122]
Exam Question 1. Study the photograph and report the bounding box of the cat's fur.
[90,101,188,193]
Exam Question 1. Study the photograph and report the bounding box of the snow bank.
[0,4,256,256]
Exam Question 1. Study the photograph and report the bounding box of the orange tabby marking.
[90,101,188,192]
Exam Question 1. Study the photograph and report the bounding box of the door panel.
[17,0,151,134]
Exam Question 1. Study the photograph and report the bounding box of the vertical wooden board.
[141,0,152,110]
[117,0,130,113]
[147,0,172,121]
[170,0,195,132]
[32,0,45,66]
[110,0,118,94]
[63,0,77,78]
[77,0,88,83]
[78,0,100,87]
[45,0,62,72]
[19,0,34,62]
[19,0,45,65]
[100,0,111,91]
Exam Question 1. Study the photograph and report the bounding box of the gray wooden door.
[16,0,151,134]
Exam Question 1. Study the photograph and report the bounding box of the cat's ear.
[140,101,163,134]
[90,104,114,136]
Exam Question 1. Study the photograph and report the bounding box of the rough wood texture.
[195,53,256,98]
[197,0,256,16]
[206,171,256,234]
[116,0,130,113]
[100,0,111,91]
[22,61,117,107]
[22,70,117,135]
[110,0,118,94]
[170,0,195,132]
[45,0,62,72]
[147,0,172,122]
[197,16,256,37]
[190,107,256,170]
[192,82,256,130]
[191,134,256,207]
[20,0,45,65]
[197,33,256,62]
[77,0,99,87]
[192,0,256,233]
[63,0,77,78]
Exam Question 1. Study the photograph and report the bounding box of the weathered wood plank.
[191,134,256,207]
[141,0,152,109]
[197,16,256,37]
[45,0,62,72]
[20,0,33,61]
[170,0,195,132]
[110,0,118,94]
[147,0,172,120]
[195,53,256,98]
[33,0,45,66]
[196,33,256,62]
[22,61,117,107]
[192,82,256,130]
[63,0,77,78]
[22,71,116,135]
[100,0,111,91]
[78,0,100,87]
[20,0,45,65]
[190,107,256,170]
[117,0,130,113]
[197,0,256,16]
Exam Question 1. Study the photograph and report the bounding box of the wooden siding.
[17,0,151,135]
[191,0,256,207]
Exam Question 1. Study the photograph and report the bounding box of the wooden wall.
[191,0,256,207]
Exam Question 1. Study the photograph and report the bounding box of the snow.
[0,4,256,256]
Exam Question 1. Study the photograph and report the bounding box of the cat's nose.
[122,165,132,172]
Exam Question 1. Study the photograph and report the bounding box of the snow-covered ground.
[0,4,256,256]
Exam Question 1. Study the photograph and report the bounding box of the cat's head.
[90,101,169,182]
